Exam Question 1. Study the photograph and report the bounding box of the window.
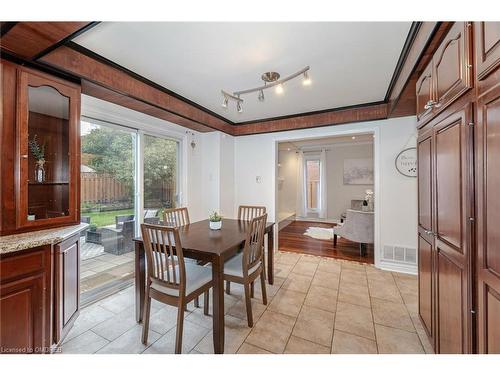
[306,159,320,211]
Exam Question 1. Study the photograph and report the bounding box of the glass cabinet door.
[17,70,80,229]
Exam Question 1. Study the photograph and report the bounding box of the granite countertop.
[0,223,89,255]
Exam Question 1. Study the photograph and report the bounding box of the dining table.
[133,218,275,354]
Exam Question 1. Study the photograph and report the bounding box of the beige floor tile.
[281,272,313,293]
[338,281,371,307]
[98,291,134,314]
[311,270,340,290]
[245,310,296,353]
[148,305,182,334]
[331,330,377,354]
[143,321,209,354]
[375,324,424,354]
[365,267,395,283]
[98,325,161,354]
[237,343,272,354]
[299,255,322,264]
[371,298,415,332]
[304,285,337,312]
[368,279,403,303]
[340,261,366,271]
[317,260,341,274]
[411,315,435,354]
[292,261,318,277]
[61,330,109,354]
[268,289,306,317]
[195,315,251,354]
[341,269,368,285]
[276,252,301,266]
[284,336,330,354]
[90,307,138,341]
[63,304,115,342]
[274,263,294,278]
[292,305,334,347]
[253,276,285,300]
[334,302,375,340]
[227,298,267,324]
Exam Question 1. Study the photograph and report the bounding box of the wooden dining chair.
[163,207,190,227]
[226,205,268,295]
[223,213,268,327]
[238,205,266,221]
[141,223,212,354]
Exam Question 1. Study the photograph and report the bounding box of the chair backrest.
[141,223,186,295]
[163,207,190,227]
[343,209,374,244]
[238,205,266,221]
[242,213,268,276]
[144,209,159,219]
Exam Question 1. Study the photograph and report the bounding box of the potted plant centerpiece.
[28,135,46,183]
[209,211,222,230]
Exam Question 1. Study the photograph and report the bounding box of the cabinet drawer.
[0,247,49,281]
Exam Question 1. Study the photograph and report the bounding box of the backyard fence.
[81,172,130,204]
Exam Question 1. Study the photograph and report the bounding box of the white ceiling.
[74,22,411,123]
[278,133,374,151]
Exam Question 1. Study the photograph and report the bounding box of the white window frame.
[303,153,321,214]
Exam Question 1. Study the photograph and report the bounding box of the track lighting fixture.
[221,66,310,113]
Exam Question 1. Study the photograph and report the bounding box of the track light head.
[221,95,229,108]
[302,71,311,86]
[258,89,265,102]
[236,97,243,113]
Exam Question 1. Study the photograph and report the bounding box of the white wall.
[234,116,418,273]
[327,143,374,220]
[277,150,298,215]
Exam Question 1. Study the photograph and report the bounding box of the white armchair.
[333,209,374,257]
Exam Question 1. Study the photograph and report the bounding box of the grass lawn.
[84,208,134,228]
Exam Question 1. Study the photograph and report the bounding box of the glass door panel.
[79,120,137,304]
[143,134,178,223]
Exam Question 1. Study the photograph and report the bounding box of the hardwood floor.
[278,220,374,264]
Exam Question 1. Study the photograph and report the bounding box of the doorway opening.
[276,133,375,264]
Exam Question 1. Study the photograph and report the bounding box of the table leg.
[267,225,274,285]
[135,241,145,323]
[212,256,225,354]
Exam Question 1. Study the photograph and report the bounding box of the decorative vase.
[34,160,46,183]
[209,220,222,230]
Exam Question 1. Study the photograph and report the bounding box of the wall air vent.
[382,244,417,265]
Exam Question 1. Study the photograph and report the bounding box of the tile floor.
[60,251,433,354]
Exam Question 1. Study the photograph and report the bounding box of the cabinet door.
[433,22,472,112]
[54,235,80,345]
[476,82,500,353]
[434,105,473,353]
[475,22,500,80]
[16,68,80,231]
[417,131,435,346]
[0,248,51,354]
[416,63,435,126]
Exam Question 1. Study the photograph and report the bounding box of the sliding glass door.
[79,119,181,304]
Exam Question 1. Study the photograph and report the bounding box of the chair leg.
[360,243,367,257]
[333,234,337,247]
[225,280,231,295]
[203,291,209,316]
[250,281,255,298]
[260,270,267,305]
[194,296,200,308]
[141,289,151,344]
[243,282,254,327]
[175,302,185,354]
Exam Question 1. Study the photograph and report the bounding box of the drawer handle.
[425,230,433,235]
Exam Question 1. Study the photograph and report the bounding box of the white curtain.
[296,151,306,217]
[318,149,328,219]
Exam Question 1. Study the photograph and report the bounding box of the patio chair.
[102,220,135,255]
[144,209,160,225]
[116,214,135,229]
[80,215,91,237]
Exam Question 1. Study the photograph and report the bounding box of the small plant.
[209,211,222,222]
[89,224,98,232]
[28,135,45,162]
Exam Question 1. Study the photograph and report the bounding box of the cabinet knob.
[424,100,436,110]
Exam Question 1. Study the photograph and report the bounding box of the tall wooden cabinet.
[0,60,81,236]
[417,21,500,353]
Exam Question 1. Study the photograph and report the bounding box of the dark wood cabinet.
[476,82,500,353]
[416,63,435,124]
[0,60,81,236]
[474,22,500,80]
[0,247,52,354]
[53,234,80,345]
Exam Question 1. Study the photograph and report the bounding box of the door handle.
[424,100,436,110]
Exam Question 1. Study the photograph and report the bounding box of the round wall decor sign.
[395,147,417,177]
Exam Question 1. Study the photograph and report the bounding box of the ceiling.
[73,22,411,123]
[278,133,374,151]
